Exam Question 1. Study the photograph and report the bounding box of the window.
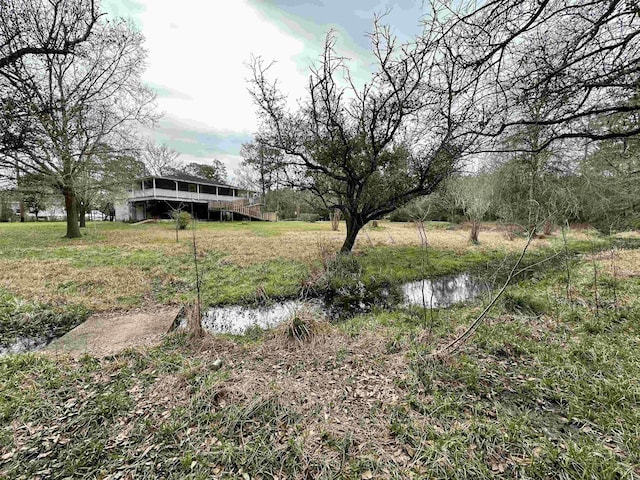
[201,185,217,194]
[155,178,175,190]
[177,182,191,192]
[218,187,232,196]
[143,179,153,189]
[189,184,197,193]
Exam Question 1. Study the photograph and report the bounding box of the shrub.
[284,308,330,342]
[298,213,320,223]
[501,291,548,316]
[173,211,191,230]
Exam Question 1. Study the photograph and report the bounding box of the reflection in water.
[201,273,488,335]
[202,300,321,335]
[402,273,488,308]
[0,336,51,357]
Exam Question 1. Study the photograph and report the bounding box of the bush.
[501,291,548,316]
[173,211,191,230]
[297,213,320,223]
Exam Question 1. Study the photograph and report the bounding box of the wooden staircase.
[208,198,277,221]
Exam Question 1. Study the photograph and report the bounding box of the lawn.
[0,219,600,310]
[0,220,607,348]
[0,224,640,479]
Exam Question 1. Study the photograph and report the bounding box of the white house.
[115,172,275,222]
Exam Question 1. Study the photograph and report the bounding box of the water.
[201,300,323,335]
[201,273,488,335]
[402,273,488,308]
[1,274,488,352]
[0,336,52,357]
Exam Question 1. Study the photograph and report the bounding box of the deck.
[208,198,277,221]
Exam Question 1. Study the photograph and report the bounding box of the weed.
[283,308,330,343]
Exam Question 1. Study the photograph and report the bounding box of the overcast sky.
[102,0,424,180]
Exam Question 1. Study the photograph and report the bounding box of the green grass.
[0,289,88,349]
[2,246,640,478]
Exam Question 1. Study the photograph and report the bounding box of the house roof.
[142,172,238,189]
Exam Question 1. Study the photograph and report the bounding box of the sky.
[102,0,425,181]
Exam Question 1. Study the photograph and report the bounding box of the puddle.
[402,273,488,308]
[201,300,323,335]
[0,336,52,357]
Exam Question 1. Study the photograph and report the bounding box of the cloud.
[102,0,425,172]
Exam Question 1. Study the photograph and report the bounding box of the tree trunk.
[78,201,86,228]
[470,220,480,243]
[341,214,364,252]
[63,187,82,238]
[543,219,553,236]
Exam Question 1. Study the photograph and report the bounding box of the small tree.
[239,141,283,197]
[446,174,493,243]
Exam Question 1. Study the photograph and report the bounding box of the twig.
[436,231,535,355]
[561,221,573,311]
[190,211,204,338]
[611,248,618,312]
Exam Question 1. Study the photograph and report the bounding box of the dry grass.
[585,248,640,278]
[196,329,410,465]
[0,221,597,313]
[188,221,592,266]
[0,259,153,311]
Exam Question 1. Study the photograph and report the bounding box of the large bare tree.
[250,1,640,251]
[250,24,484,252]
[1,17,156,238]
[142,142,182,177]
[0,0,101,69]
[439,0,640,149]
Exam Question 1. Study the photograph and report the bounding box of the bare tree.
[445,174,493,243]
[142,142,182,176]
[240,141,284,197]
[0,18,156,238]
[249,24,483,252]
[437,0,640,149]
[0,0,101,70]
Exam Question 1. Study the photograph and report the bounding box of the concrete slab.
[47,307,180,357]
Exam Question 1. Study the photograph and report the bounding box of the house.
[115,172,276,222]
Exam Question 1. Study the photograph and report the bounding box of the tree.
[576,104,640,231]
[0,0,101,70]
[0,16,156,238]
[249,25,481,252]
[445,174,493,243]
[17,172,52,221]
[240,141,283,197]
[142,142,182,176]
[441,0,640,148]
[1,0,102,162]
[185,160,227,183]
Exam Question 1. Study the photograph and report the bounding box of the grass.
[0,220,621,348]
[1,227,640,478]
[0,289,88,349]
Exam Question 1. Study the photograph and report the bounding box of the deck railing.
[208,200,276,221]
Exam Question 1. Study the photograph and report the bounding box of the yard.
[1,220,639,478]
